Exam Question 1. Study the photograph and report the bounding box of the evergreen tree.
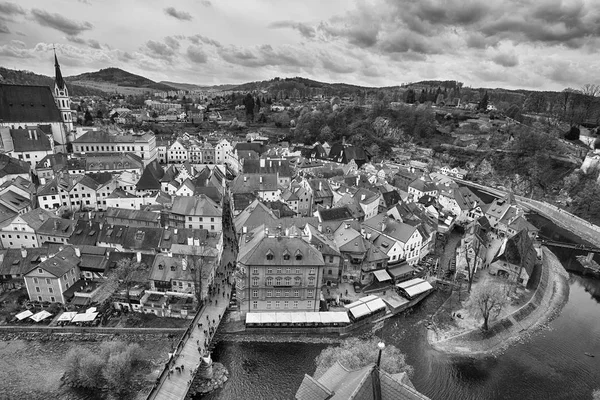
[418,90,427,104]
[478,91,489,110]
[405,89,416,104]
[244,93,255,121]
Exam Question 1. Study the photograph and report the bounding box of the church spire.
[54,49,65,90]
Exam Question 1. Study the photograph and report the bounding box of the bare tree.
[581,84,600,98]
[467,282,509,331]
[109,257,146,311]
[190,243,207,306]
[464,236,483,293]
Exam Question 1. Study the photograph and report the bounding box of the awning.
[85,307,97,313]
[344,300,363,309]
[320,312,335,324]
[16,310,33,320]
[387,263,414,278]
[71,312,98,323]
[373,270,392,282]
[276,313,292,324]
[261,313,276,324]
[245,313,260,324]
[57,311,78,322]
[349,303,370,319]
[30,310,52,322]
[365,298,387,312]
[396,278,423,289]
[291,313,306,324]
[305,313,320,324]
[360,295,379,303]
[329,312,350,324]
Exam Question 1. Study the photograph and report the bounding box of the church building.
[0,52,74,152]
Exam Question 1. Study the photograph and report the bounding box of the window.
[267,268,272,274]
[253,301,258,309]
[295,253,303,260]
[33,278,38,284]
[284,291,290,297]
[38,268,43,274]
[252,267,258,275]
[308,289,314,297]
[275,290,281,297]
[275,301,280,309]
[309,268,315,275]
[284,277,291,286]
[48,288,53,294]
[46,278,51,284]
[266,277,273,286]
[38,296,42,301]
[307,300,313,309]
[329,256,334,263]
[266,252,274,261]
[275,277,282,286]
[50,296,56,302]
[293,300,299,309]
[283,253,290,261]
[294,289,299,297]
[267,290,272,297]
[284,301,289,309]
[266,301,271,309]
[252,290,258,298]
[35,287,40,293]
[295,268,300,274]
[252,278,259,287]
[276,268,282,274]
[294,277,301,286]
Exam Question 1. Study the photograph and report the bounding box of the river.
[200,215,600,400]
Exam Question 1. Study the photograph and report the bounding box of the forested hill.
[0,67,107,97]
[230,77,400,98]
[66,68,175,91]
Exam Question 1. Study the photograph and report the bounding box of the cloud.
[88,39,101,49]
[164,36,181,50]
[188,34,221,47]
[269,21,316,39]
[200,0,212,6]
[145,40,177,61]
[164,7,193,21]
[218,44,311,68]
[0,42,34,58]
[31,9,93,35]
[0,21,9,34]
[491,51,519,67]
[0,2,25,16]
[187,45,208,63]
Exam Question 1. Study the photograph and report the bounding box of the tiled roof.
[0,84,62,123]
[19,208,57,231]
[136,160,164,190]
[25,246,79,278]
[319,206,354,222]
[0,154,30,178]
[234,199,278,234]
[231,174,279,194]
[36,218,76,237]
[171,195,221,217]
[9,128,52,152]
[74,130,154,144]
[106,207,160,223]
[243,159,292,177]
[295,375,332,400]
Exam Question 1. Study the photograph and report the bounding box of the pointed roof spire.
[54,48,66,90]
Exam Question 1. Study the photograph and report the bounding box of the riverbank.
[216,332,344,344]
[0,334,176,400]
[427,247,570,356]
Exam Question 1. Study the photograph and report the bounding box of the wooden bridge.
[539,238,600,254]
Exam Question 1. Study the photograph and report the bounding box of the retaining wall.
[0,325,185,335]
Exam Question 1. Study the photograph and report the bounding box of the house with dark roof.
[0,84,69,146]
[0,247,50,289]
[169,195,222,232]
[105,207,161,228]
[243,158,293,187]
[68,218,101,247]
[295,360,430,400]
[36,218,76,246]
[236,225,324,315]
[0,153,30,186]
[97,224,164,254]
[304,224,342,285]
[317,206,354,223]
[231,174,281,204]
[136,159,164,192]
[82,152,143,174]
[328,144,369,166]
[23,246,81,304]
[490,229,538,287]
[234,199,278,238]
[7,127,53,168]
[35,153,69,184]
[0,208,56,249]
[72,130,157,166]
[309,179,333,209]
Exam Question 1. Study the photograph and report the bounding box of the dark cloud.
[187,45,208,63]
[164,7,193,21]
[0,2,25,16]
[200,0,212,7]
[188,34,222,48]
[88,39,101,49]
[66,36,102,49]
[320,57,355,74]
[379,30,440,54]
[269,21,316,39]
[165,36,181,50]
[218,44,310,68]
[491,51,519,67]
[145,40,177,60]
[319,19,379,48]
[0,21,10,34]
[31,9,93,35]
[0,43,33,58]
[117,50,134,62]
[66,35,86,45]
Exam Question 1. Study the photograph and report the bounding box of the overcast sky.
[1,0,599,90]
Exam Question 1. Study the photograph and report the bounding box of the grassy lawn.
[121,313,190,329]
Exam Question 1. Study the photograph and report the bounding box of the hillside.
[0,67,107,97]
[230,77,400,98]
[66,68,175,91]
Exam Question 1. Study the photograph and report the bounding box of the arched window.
[284,277,291,286]
[275,277,282,286]
[266,277,273,286]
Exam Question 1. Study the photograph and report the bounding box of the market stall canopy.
[71,312,98,323]
[373,270,392,282]
[30,310,52,322]
[16,310,33,320]
[57,311,78,322]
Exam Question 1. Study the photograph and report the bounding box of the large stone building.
[235,225,324,315]
[72,131,157,166]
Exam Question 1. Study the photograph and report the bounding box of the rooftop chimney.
[182,256,187,270]
[361,194,366,201]
[20,246,27,259]
[136,252,142,263]
[244,176,247,182]
[74,247,81,257]
[318,223,323,233]
[260,176,263,183]
[260,158,266,168]
[319,181,322,191]
[187,236,193,246]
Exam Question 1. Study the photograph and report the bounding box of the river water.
[201,214,600,400]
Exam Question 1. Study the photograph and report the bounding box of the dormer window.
[283,250,290,261]
[170,265,176,271]
[266,250,274,261]
[159,264,164,270]
[295,250,303,261]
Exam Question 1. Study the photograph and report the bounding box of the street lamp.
[376,342,385,368]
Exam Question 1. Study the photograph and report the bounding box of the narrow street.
[149,199,238,400]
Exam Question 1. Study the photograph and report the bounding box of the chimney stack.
[74,247,81,257]
[136,252,142,263]
[260,176,263,183]
[20,246,27,259]
[319,181,322,191]
[318,223,322,233]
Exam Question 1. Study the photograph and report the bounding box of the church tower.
[53,51,73,133]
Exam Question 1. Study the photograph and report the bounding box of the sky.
[1,0,599,91]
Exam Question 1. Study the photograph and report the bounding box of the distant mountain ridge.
[66,68,175,91]
[0,67,106,97]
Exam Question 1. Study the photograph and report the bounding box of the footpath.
[428,247,570,356]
